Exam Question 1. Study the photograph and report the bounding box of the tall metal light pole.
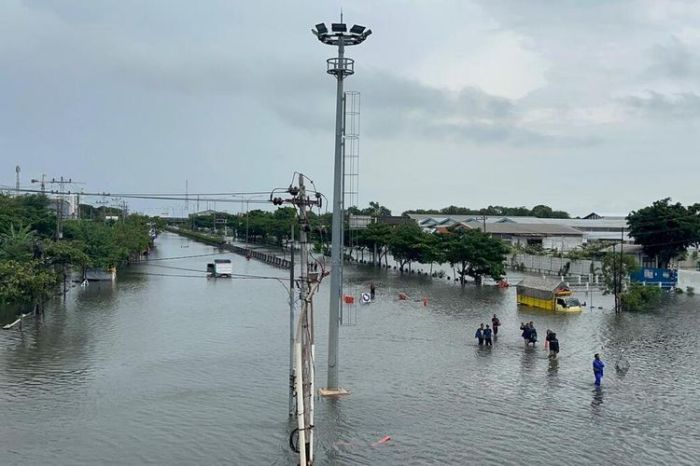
[312,20,371,395]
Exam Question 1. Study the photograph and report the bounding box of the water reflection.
[520,345,537,371]
[2,234,700,465]
[591,387,604,414]
[548,356,559,375]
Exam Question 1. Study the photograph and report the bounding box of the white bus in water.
[207,259,233,278]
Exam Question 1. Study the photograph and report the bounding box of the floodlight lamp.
[331,23,347,32]
[350,24,365,34]
[363,29,372,38]
[315,23,328,34]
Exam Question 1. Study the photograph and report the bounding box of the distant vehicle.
[209,259,232,278]
[516,276,582,313]
[85,267,117,282]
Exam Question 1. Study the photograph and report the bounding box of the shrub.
[620,284,662,312]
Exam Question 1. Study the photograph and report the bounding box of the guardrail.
[165,226,320,271]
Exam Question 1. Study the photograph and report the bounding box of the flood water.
[1,232,699,465]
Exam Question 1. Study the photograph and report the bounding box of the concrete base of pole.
[319,387,350,398]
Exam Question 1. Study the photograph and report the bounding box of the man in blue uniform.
[483,324,493,346]
[593,353,605,386]
[475,324,484,346]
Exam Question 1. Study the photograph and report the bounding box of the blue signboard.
[629,267,678,289]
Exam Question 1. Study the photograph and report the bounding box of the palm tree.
[0,223,37,261]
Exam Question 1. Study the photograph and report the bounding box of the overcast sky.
[2,0,700,217]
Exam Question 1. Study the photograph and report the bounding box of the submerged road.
[1,232,699,465]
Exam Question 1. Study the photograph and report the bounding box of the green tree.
[347,202,392,217]
[600,252,639,294]
[0,223,37,261]
[420,233,445,274]
[388,223,428,272]
[356,222,392,265]
[43,240,89,268]
[0,260,57,307]
[441,228,509,285]
[403,204,570,219]
[627,198,700,269]
[269,207,297,246]
[0,194,56,239]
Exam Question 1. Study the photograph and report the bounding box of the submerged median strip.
[165,226,295,270]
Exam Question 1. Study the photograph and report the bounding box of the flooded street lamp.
[312,20,371,395]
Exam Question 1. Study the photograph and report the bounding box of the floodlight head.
[313,20,371,46]
[315,23,328,34]
[331,23,347,32]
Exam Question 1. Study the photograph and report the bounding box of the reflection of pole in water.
[615,355,630,375]
[591,388,604,411]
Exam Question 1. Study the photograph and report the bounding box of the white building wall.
[678,270,700,290]
[542,236,584,251]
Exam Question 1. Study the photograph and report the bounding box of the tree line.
[0,194,156,312]
[403,204,570,219]
[184,207,509,285]
[349,222,509,285]
[186,207,331,246]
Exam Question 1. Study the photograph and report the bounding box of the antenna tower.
[343,91,361,251]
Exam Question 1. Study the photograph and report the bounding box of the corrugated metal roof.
[517,276,567,292]
[407,213,628,230]
[485,223,584,236]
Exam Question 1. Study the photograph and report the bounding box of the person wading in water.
[483,324,493,346]
[527,322,538,347]
[548,332,559,359]
[593,353,605,386]
[491,314,500,337]
[475,324,484,346]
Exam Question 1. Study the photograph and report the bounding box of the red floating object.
[372,435,392,446]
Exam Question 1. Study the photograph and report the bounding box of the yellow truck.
[516,276,582,313]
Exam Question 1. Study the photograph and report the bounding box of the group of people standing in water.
[472,317,607,385]
[473,319,560,359]
[520,322,560,359]
[475,320,559,358]
[474,314,501,346]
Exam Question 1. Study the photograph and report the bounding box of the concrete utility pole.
[31,175,47,194]
[46,177,83,238]
[49,177,72,240]
[273,174,324,466]
[312,18,371,396]
[617,227,624,313]
[612,243,618,313]
[476,215,487,233]
[15,165,20,195]
[288,224,295,416]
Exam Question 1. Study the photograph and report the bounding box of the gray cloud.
[266,70,571,146]
[3,0,700,216]
[622,91,700,119]
[647,36,700,80]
